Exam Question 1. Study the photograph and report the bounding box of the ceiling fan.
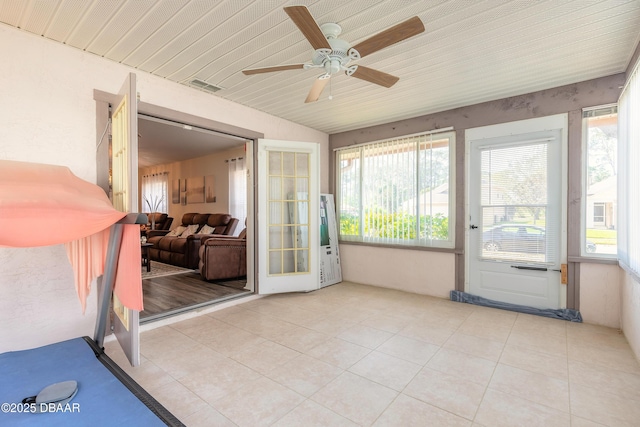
[242,6,425,103]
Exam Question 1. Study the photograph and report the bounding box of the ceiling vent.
[188,78,223,93]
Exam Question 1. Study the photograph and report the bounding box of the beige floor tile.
[147,378,209,421]
[464,308,517,329]
[570,383,640,426]
[196,323,266,357]
[271,399,359,427]
[271,325,331,353]
[218,309,298,340]
[569,416,607,427]
[179,357,261,404]
[327,304,384,324]
[475,389,570,427]
[506,329,567,357]
[311,371,398,426]
[512,313,567,338]
[151,343,225,380]
[373,394,471,427]
[298,315,357,336]
[213,376,305,427]
[141,330,201,362]
[182,404,236,427]
[456,321,512,343]
[403,367,486,420]
[231,340,301,374]
[567,341,640,374]
[266,353,343,397]
[337,324,394,349]
[305,337,370,369]
[569,360,640,400]
[567,327,631,350]
[255,302,324,326]
[488,364,570,413]
[359,313,412,333]
[499,343,568,380]
[399,322,458,346]
[427,348,497,387]
[443,332,505,362]
[376,334,440,365]
[348,350,422,391]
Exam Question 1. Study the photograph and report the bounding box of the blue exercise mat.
[0,338,167,426]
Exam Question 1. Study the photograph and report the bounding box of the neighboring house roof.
[587,175,617,203]
[401,183,450,212]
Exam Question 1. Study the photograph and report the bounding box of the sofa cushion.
[199,224,215,235]
[179,224,199,238]
[166,225,186,237]
[206,213,232,228]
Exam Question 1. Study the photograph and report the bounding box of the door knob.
[470,225,478,229]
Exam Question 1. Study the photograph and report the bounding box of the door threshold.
[140,291,252,325]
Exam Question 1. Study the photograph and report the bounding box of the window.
[582,106,617,257]
[618,59,640,277]
[336,130,455,248]
[141,172,168,213]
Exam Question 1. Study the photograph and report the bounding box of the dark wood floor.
[141,272,249,320]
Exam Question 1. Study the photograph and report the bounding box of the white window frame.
[335,129,456,249]
[581,105,617,258]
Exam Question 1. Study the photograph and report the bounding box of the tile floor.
[104,281,640,426]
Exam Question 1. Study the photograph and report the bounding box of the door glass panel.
[480,143,550,263]
[283,152,295,175]
[269,177,282,199]
[269,152,281,174]
[269,251,282,275]
[267,149,310,276]
[296,153,309,175]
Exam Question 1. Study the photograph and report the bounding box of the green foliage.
[340,211,449,241]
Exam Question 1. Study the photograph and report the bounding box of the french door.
[109,72,140,366]
[257,139,320,294]
[466,115,567,309]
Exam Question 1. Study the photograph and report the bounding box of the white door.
[257,139,320,294]
[466,115,567,309]
[110,72,140,366]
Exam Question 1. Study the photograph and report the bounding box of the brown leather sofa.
[147,213,238,269]
[199,227,247,281]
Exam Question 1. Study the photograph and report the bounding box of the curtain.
[618,58,640,277]
[141,172,168,213]
[228,157,247,236]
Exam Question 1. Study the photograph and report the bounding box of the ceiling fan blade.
[242,64,304,76]
[349,65,399,88]
[305,78,329,103]
[242,64,305,75]
[284,6,331,50]
[351,16,424,58]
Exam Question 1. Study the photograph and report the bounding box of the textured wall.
[0,25,328,352]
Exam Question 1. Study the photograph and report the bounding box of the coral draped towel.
[0,160,143,312]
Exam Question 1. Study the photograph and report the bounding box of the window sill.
[338,239,456,253]
[568,255,618,265]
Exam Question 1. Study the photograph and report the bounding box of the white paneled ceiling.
[2,0,639,134]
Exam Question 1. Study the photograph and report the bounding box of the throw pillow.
[179,224,200,238]
[165,225,186,237]
[199,224,215,235]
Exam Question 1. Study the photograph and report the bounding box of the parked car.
[483,224,599,255]
[483,224,546,253]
